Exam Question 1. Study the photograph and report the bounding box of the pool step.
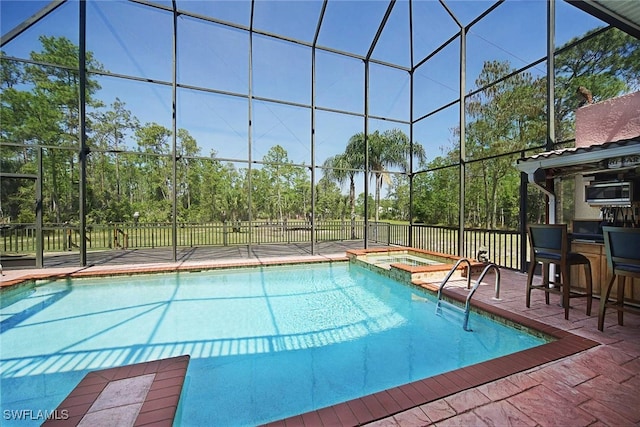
[42,355,190,427]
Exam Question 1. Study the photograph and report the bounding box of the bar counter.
[571,240,640,301]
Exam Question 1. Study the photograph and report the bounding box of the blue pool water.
[0,263,547,426]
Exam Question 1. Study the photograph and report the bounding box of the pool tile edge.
[0,254,350,289]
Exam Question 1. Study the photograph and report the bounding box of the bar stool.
[598,226,640,331]
[526,224,593,320]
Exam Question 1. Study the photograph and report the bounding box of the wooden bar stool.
[598,226,640,331]
[526,224,593,320]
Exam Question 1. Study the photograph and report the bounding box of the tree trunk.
[349,176,356,239]
[374,172,381,222]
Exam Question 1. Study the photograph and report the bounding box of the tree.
[291,171,312,219]
[29,37,104,222]
[554,27,640,141]
[322,152,360,237]
[196,154,244,223]
[176,128,202,220]
[413,154,459,226]
[422,27,639,230]
[89,98,140,202]
[1,36,104,223]
[344,129,425,222]
[1,56,35,221]
[134,123,172,221]
[465,61,546,229]
[315,176,347,221]
[260,145,309,223]
[387,175,410,220]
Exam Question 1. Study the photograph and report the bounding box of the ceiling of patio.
[569,0,640,39]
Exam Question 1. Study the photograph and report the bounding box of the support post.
[79,0,88,266]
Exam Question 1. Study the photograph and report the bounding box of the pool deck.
[1,244,639,426]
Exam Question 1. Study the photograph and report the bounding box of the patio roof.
[569,0,640,39]
[515,137,640,184]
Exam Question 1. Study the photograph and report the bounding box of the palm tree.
[322,152,360,238]
[346,129,426,222]
[324,128,426,232]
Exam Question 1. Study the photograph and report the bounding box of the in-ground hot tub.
[347,247,485,286]
[363,252,442,268]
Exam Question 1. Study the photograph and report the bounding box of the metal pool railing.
[1,221,523,270]
[367,222,523,271]
[0,221,367,250]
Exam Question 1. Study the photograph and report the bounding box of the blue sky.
[1,0,607,193]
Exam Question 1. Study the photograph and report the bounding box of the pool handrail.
[462,263,501,331]
[436,258,473,300]
[436,260,501,331]
[475,262,501,301]
[436,258,473,330]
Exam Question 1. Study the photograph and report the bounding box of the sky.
[1,0,607,194]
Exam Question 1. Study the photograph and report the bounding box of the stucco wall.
[575,91,640,147]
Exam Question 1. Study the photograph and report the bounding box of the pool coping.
[0,254,349,289]
[263,287,599,427]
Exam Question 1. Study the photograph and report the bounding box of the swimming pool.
[0,263,548,426]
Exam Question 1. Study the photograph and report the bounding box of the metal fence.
[1,221,523,270]
[367,222,522,270]
[0,221,366,250]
